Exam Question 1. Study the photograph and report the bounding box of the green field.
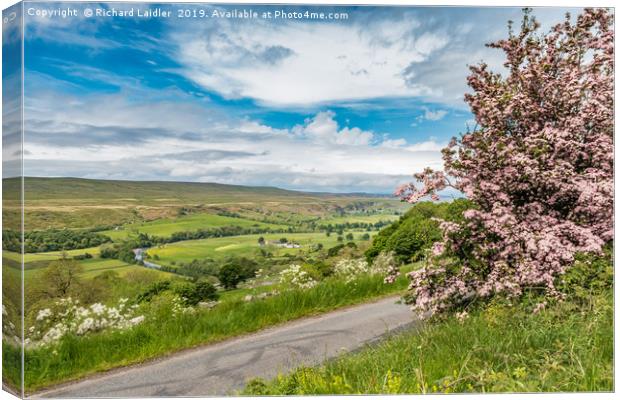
[3,247,102,264]
[100,213,288,240]
[3,249,172,280]
[3,248,105,276]
[77,258,173,279]
[320,214,400,226]
[149,232,375,264]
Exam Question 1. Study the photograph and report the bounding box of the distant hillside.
[3,177,386,202]
[2,177,406,230]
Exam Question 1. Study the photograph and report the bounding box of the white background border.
[0,1,616,400]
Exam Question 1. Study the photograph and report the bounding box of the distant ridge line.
[4,176,395,198]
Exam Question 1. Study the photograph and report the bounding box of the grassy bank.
[6,271,411,393]
[243,288,613,394]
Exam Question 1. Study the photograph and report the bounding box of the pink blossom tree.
[394,8,614,315]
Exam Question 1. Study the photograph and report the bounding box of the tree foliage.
[394,9,614,315]
[3,229,111,253]
[217,257,258,289]
[38,257,84,298]
[366,200,471,264]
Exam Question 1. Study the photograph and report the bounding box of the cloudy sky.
[6,3,580,193]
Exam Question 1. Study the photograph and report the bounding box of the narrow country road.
[34,296,418,398]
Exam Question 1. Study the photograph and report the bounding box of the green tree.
[173,280,219,306]
[218,263,244,289]
[365,200,473,263]
[39,256,84,298]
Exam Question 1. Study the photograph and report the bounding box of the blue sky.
[9,3,580,193]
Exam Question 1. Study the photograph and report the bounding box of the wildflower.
[27,297,145,348]
[455,311,469,323]
[532,302,547,314]
[334,259,370,283]
[279,264,317,289]
[90,303,105,315]
[36,308,52,321]
[128,316,145,326]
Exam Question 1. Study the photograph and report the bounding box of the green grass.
[149,232,375,263]
[3,247,101,264]
[242,289,613,395]
[320,214,400,226]
[100,213,287,240]
[11,271,411,393]
[77,258,174,279]
[3,251,173,281]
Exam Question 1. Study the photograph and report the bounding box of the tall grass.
[9,271,410,392]
[243,288,613,394]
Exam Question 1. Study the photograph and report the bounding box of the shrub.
[327,244,346,257]
[136,281,171,303]
[2,228,111,253]
[371,251,400,283]
[172,280,219,306]
[218,263,244,289]
[311,261,334,278]
[333,259,370,283]
[365,201,472,263]
[279,264,317,290]
[26,297,143,348]
[72,252,93,260]
[558,246,613,302]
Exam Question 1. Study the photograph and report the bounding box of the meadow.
[319,214,399,226]
[3,253,173,284]
[3,7,613,396]
[4,247,101,264]
[147,232,375,264]
[100,213,288,240]
[3,178,407,394]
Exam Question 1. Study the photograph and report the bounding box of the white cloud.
[380,137,445,152]
[405,140,446,152]
[380,138,407,148]
[169,8,575,107]
[423,108,448,121]
[22,84,443,192]
[293,111,374,146]
[411,106,449,126]
[172,15,450,106]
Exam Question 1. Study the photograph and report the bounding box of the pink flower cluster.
[399,9,614,315]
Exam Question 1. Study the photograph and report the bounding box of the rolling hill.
[2,177,406,230]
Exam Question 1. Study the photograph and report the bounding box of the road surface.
[34,296,417,398]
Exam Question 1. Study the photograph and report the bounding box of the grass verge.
[243,287,613,394]
[5,270,411,393]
